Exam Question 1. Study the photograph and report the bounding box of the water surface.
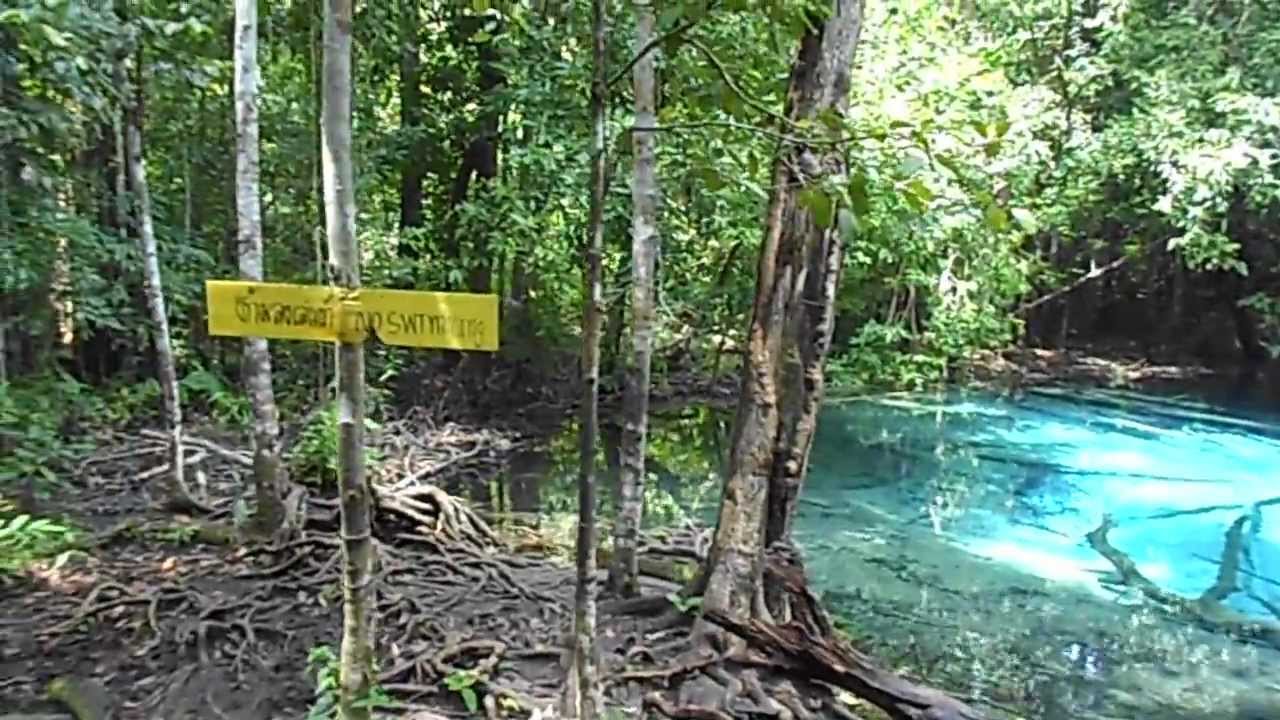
[494,384,1280,719]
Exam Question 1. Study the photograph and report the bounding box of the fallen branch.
[1087,514,1280,648]
[1201,516,1249,603]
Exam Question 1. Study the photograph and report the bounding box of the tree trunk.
[119,42,199,512]
[398,0,424,239]
[443,13,504,287]
[563,1,607,717]
[234,0,289,535]
[608,0,660,599]
[322,1,377,717]
[700,0,864,627]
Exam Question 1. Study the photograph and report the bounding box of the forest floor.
[0,347,1259,720]
[0,363,750,720]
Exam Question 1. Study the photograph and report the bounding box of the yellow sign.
[205,280,499,351]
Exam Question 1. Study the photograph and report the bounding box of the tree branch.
[606,1,719,89]
[1017,254,1129,314]
[629,121,866,148]
[683,37,794,129]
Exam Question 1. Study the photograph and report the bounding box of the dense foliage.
[2,0,1276,417]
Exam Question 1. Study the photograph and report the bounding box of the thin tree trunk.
[121,56,199,512]
[398,0,424,238]
[564,0,607,716]
[322,1,376,717]
[609,0,660,599]
[700,0,865,626]
[235,0,288,534]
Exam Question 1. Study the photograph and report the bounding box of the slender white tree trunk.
[564,0,607,716]
[234,0,288,534]
[116,43,198,512]
[322,1,376,717]
[609,0,660,599]
[124,106,196,512]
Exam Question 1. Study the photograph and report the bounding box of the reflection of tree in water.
[480,406,731,528]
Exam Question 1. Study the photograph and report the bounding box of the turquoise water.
[505,385,1280,717]
[799,387,1280,621]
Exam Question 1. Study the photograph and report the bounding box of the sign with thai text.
[205,280,499,351]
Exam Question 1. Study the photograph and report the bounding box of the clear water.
[793,387,1280,719]
[801,387,1280,619]
[496,385,1280,719]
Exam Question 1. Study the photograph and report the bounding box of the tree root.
[1087,513,1280,648]
[704,610,985,720]
[606,648,722,688]
[644,691,735,720]
[376,482,498,549]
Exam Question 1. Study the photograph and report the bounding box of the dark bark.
[398,0,425,240]
[563,0,607,715]
[443,13,505,294]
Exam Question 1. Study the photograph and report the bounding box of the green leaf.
[700,166,724,192]
[1011,208,1037,232]
[461,687,479,713]
[799,190,835,229]
[40,24,71,48]
[897,151,926,176]
[847,173,871,217]
[935,153,964,178]
[837,208,860,240]
[903,179,933,213]
[0,8,30,25]
[817,108,844,134]
[984,204,1010,232]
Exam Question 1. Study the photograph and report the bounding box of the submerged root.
[1088,514,1280,649]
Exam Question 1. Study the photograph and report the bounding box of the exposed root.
[140,429,252,468]
[705,610,986,720]
[606,647,722,688]
[377,482,499,549]
[432,639,507,678]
